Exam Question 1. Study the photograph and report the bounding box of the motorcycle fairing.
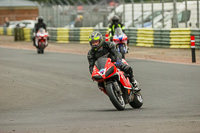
[35,28,48,47]
[92,59,117,82]
[92,58,132,90]
[113,34,127,44]
[117,71,132,90]
[122,59,129,65]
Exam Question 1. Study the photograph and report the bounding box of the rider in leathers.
[33,16,47,47]
[108,15,129,51]
[87,31,139,91]
[108,15,125,42]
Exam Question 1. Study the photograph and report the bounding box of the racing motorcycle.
[113,27,128,59]
[34,28,48,54]
[92,57,143,111]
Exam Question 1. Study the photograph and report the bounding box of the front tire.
[40,42,44,54]
[37,42,44,54]
[37,48,40,54]
[119,46,125,59]
[105,82,125,111]
[40,48,44,54]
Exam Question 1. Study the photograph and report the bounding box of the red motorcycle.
[92,57,143,110]
[34,28,48,54]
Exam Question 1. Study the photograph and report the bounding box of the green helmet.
[89,31,103,51]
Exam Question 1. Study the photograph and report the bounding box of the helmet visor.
[91,40,100,44]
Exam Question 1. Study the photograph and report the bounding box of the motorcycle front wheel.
[37,43,44,54]
[105,82,125,111]
[119,46,125,59]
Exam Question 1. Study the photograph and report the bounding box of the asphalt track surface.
[0,47,200,133]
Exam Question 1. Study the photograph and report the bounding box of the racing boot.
[130,77,141,92]
[119,63,141,92]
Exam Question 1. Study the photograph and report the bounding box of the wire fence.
[38,4,112,28]
[1,0,200,29]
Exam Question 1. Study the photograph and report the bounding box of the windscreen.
[95,57,107,70]
[115,27,123,36]
[38,28,45,34]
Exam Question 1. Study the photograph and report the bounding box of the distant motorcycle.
[34,28,48,54]
[92,57,143,111]
[113,27,128,59]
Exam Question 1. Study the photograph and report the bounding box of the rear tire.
[105,82,125,111]
[129,92,143,108]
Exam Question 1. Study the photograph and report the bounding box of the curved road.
[0,48,200,133]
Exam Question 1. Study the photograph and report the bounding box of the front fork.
[106,81,133,104]
[117,44,127,53]
[113,81,135,103]
[112,81,123,96]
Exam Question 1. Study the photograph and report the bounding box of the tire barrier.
[57,28,69,43]
[3,27,7,35]
[1,27,199,49]
[14,27,24,41]
[79,27,94,43]
[48,27,57,41]
[170,28,191,48]
[6,28,13,36]
[191,29,200,48]
[154,29,171,48]
[136,28,154,47]
[23,28,32,41]
[0,27,3,35]
[126,28,137,45]
[69,28,80,43]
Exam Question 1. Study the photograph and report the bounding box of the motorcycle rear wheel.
[105,82,125,111]
[129,92,143,108]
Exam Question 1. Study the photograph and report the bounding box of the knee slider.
[121,64,132,74]
[126,66,133,74]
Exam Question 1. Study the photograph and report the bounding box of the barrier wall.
[0,27,199,49]
[23,28,32,41]
[136,28,154,47]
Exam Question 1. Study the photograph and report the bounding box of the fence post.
[191,35,196,63]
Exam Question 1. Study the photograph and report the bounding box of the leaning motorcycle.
[113,27,128,59]
[92,57,143,111]
[34,28,48,54]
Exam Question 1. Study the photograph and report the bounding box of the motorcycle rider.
[108,15,129,52]
[108,15,125,42]
[33,16,47,47]
[87,31,139,91]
